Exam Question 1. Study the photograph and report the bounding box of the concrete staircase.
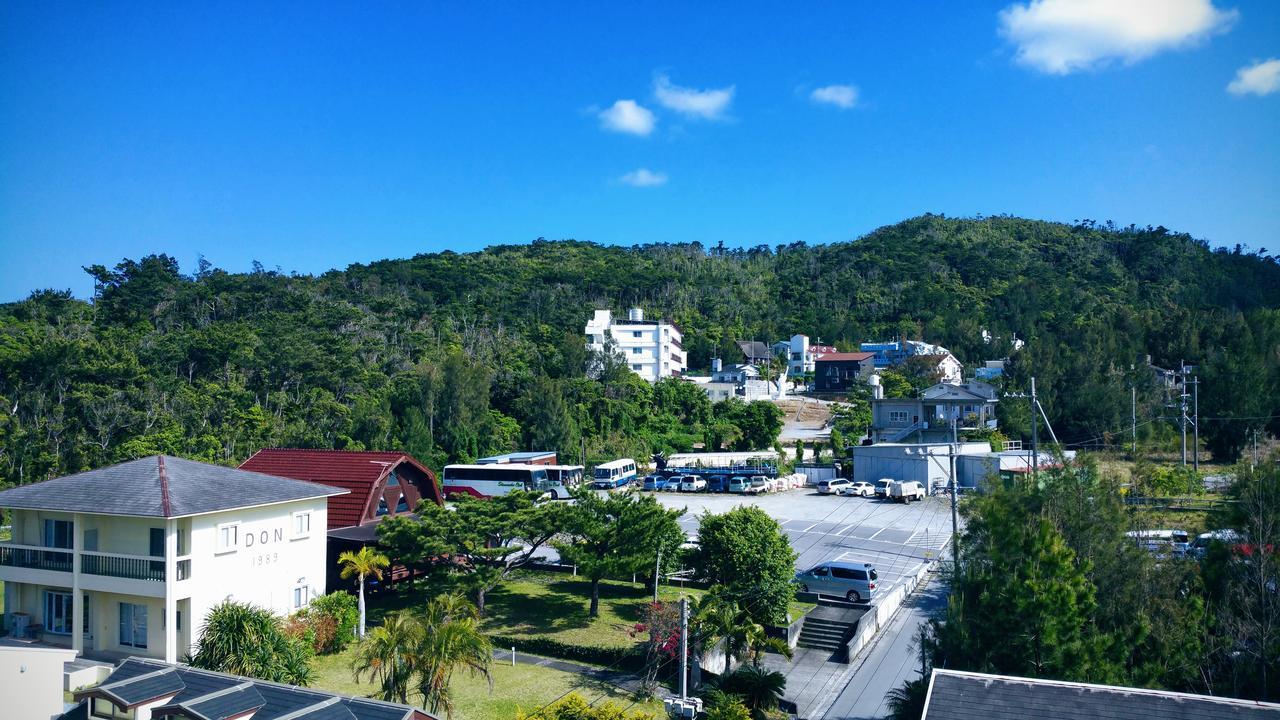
[795,603,864,661]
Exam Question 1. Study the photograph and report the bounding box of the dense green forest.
[2,214,1278,487]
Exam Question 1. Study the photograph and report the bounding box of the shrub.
[308,591,359,651]
[487,633,645,670]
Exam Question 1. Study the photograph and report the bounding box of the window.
[632,364,642,371]
[889,410,909,424]
[91,697,134,719]
[632,331,643,338]
[811,567,829,577]
[832,567,867,580]
[44,591,88,634]
[631,347,642,355]
[293,585,309,610]
[292,511,311,538]
[216,522,239,554]
[83,528,99,552]
[376,497,389,516]
[161,609,182,632]
[395,494,409,513]
[119,602,147,648]
[386,472,399,487]
[149,528,164,574]
[43,519,72,549]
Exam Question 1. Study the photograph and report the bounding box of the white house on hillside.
[0,455,344,663]
[786,334,838,377]
[585,308,687,382]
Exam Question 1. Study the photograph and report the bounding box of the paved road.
[822,578,949,719]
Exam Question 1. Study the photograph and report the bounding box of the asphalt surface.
[823,578,949,719]
[654,489,954,601]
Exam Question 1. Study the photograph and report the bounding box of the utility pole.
[1030,377,1039,479]
[1191,373,1200,475]
[679,597,689,700]
[1131,385,1137,455]
[1180,361,1188,467]
[653,546,662,603]
[949,416,959,565]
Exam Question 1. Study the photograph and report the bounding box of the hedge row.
[487,633,647,671]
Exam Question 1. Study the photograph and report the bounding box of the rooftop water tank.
[628,307,644,322]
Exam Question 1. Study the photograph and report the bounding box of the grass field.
[370,571,814,654]
[310,645,663,720]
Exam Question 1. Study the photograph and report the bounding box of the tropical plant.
[349,593,492,719]
[352,611,421,704]
[716,665,787,717]
[515,693,655,719]
[885,676,929,720]
[188,600,315,686]
[338,546,390,638]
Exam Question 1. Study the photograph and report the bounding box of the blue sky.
[1,1,1277,301]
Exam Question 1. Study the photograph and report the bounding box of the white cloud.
[998,0,1237,74]
[618,169,668,187]
[599,100,656,136]
[810,84,859,109]
[1227,58,1280,96]
[653,74,735,119]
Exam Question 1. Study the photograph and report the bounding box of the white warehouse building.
[850,443,1075,491]
[0,455,344,664]
[585,307,687,382]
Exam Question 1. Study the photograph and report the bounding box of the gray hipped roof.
[0,455,346,518]
[923,669,1280,720]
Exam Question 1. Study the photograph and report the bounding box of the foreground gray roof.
[0,455,346,518]
[923,669,1280,720]
[68,657,432,720]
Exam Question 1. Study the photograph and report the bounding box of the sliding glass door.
[119,602,147,648]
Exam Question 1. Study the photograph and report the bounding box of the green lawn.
[310,645,663,720]
[480,573,708,650]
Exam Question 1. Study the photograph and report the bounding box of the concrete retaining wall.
[844,561,933,662]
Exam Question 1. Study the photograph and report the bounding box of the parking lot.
[653,488,953,603]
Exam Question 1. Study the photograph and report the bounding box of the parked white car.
[890,480,926,503]
[839,481,876,497]
[679,476,707,493]
[817,478,852,495]
[748,476,771,494]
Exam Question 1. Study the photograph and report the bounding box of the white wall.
[0,645,76,720]
[186,498,329,650]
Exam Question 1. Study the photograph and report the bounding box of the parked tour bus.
[541,465,585,499]
[1126,529,1191,557]
[442,463,550,499]
[592,458,638,489]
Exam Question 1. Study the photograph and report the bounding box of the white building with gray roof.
[0,455,345,664]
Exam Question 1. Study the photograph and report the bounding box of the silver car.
[795,560,878,603]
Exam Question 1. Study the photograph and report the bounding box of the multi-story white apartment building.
[0,455,344,663]
[585,308,686,382]
[786,334,839,377]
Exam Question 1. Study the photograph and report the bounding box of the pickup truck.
[890,481,926,503]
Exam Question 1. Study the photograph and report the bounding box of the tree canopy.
[2,215,1279,488]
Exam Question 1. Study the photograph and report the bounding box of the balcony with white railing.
[0,542,191,598]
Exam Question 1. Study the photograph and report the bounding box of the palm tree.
[416,593,492,719]
[338,546,390,638]
[352,611,421,704]
[885,676,930,720]
[717,665,787,717]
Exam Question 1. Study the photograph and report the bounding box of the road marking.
[868,528,886,540]
[802,523,818,532]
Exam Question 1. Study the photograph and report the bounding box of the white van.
[794,560,878,603]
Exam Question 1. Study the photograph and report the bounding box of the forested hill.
[2,214,1278,487]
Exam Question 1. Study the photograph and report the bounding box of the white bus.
[592,458,638,489]
[1126,529,1191,557]
[441,464,550,499]
[541,465,585,499]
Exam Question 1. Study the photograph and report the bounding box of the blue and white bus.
[442,464,550,499]
[592,459,638,489]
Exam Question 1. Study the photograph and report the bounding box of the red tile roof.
[815,351,876,362]
[239,449,440,529]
